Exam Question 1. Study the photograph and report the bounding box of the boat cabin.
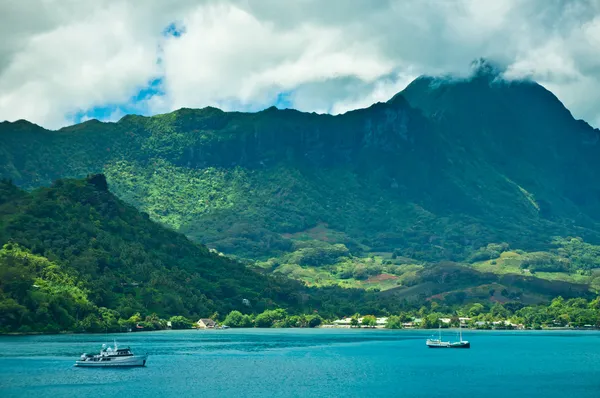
[101,346,133,357]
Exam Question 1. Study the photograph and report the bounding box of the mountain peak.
[469,58,505,80]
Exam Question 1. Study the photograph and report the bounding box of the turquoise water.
[0,329,599,397]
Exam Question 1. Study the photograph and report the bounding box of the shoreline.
[2,326,598,337]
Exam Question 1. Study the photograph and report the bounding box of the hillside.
[1,176,596,335]
[1,175,408,332]
[2,63,600,305]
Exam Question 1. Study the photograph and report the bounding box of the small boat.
[426,323,470,349]
[75,340,148,367]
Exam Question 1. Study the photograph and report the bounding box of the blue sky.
[72,79,297,124]
[71,78,164,123]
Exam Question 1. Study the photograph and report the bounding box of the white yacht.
[75,340,148,367]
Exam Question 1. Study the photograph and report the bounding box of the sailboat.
[426,323,470,349]
[426,325,450,348]
[448,323,470,349]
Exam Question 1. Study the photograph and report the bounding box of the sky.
[1,0,600,129]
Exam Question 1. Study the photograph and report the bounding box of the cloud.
[1,0,600,128]
[155,3,395,114]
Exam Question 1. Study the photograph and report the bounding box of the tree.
[385,315,403,329]
[78,314,104,333]
[550,296,565,309]
[362,315,377,328]
[422,313,441,329]
[490,303,509,319]
[169,315,192,329]
[255,309,287,328]
[468,303,485,317]
[307,315,323,328]
[223,310,253,328]
[128,312,142,324]
[350,314,360,328]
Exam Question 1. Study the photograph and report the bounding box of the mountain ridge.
[1,71,600,271]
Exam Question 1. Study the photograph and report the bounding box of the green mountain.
[0,176,595,334]
[1,63,600,306]
[1,174,408,333]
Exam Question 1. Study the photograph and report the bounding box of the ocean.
[0,329,599,397]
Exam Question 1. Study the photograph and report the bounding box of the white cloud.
[157,3,395,113]
[1,0,600,128]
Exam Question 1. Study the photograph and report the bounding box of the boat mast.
[459,322,463,341]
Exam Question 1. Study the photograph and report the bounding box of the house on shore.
[197,318,216,329]
[402,318,423,329]
[330,317,389,328]
[493,320,524,330]
[333,317,353,327]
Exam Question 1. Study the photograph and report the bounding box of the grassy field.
[255,249,424,291]
[470,251,600,291]
[252,241,600,305]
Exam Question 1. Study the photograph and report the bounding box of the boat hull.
[75,355,148,367]
[426,340,470,349]
[426,339,450,348]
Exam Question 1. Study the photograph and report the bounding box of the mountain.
[0,175,595,334]
[2,71,600,257]
[400,67,600,226]
[1,64,600,304]
[1,174,409,333]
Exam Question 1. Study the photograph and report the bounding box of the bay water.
[0,329,599,397]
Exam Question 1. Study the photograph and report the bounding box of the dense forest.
[0,175,429,333]
[0,175,597,333]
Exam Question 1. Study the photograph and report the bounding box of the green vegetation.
[0,175,312,322]
[0,243,95,333]
[385,314,412,329]
[2,65,600,327]
[222,310,253,328]
[255,241,423,291]
[1,174,598,334]
[251,236,600,310]
[169,315,194,329]
[0,175,445,333]
[223,295,600,330]
[361,315,377,327]
[218,309,323,328]
[4,72,600,266]
[383,296,600,330]
[467,240,600,291]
